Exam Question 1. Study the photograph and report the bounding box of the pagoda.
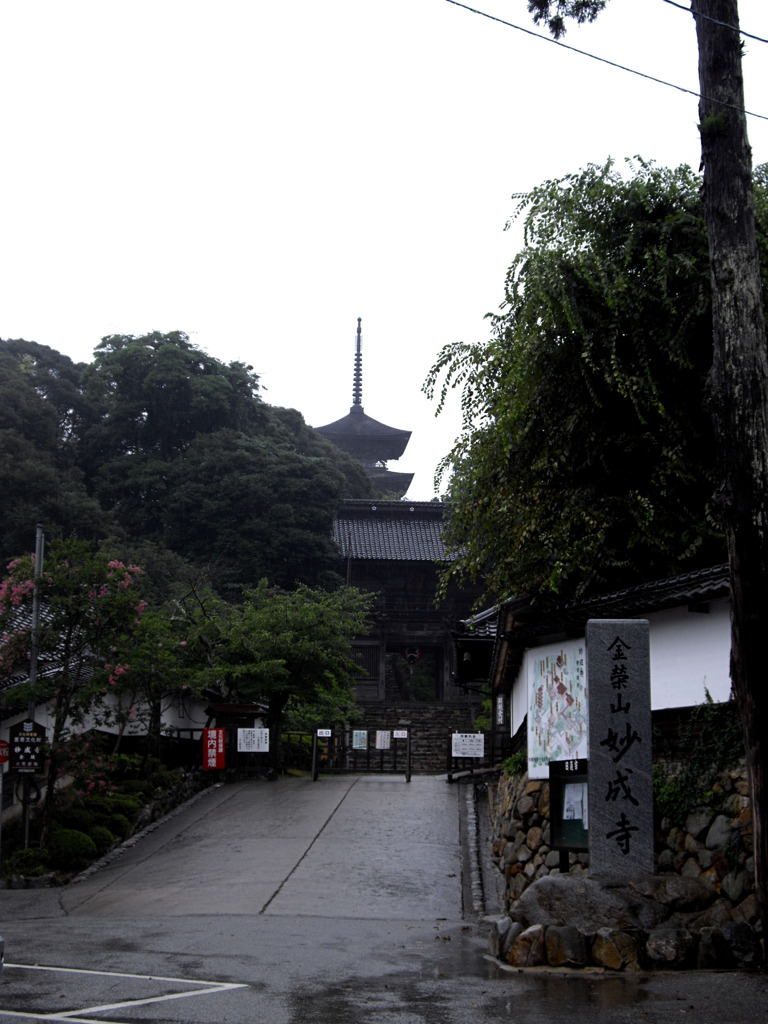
[315,319,413,497]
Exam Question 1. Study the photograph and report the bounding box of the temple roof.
[332,500,453,562]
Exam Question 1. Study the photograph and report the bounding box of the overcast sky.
[2,0,768,499]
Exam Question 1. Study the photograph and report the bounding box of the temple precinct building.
[313,321,484,766]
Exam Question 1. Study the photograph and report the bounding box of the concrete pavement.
[58,773,463,920]
[1,773,768,1023]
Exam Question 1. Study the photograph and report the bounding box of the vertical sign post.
[587,619,653,876]
[0,738,9,869]
[202,728,226,770]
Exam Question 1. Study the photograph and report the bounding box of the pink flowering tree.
[0,538,147,841]
[105,605,200,761]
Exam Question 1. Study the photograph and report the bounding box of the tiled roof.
[454,563,730,642]
[332,500,453,562]
[315,405,411,462]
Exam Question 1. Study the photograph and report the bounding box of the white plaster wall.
[645,598,731,709]
[509,597,732,735]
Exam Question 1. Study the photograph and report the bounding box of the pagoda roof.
[315,404,411,462]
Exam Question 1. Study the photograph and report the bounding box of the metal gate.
[311,727,411,782]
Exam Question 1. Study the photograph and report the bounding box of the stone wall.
[355,701,481,772]
[487,763,762,969]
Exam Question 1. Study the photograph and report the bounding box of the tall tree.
[83,331,372,593]
[426,159,732,600]
[527,0,768,939]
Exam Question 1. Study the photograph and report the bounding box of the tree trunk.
[694,0,768,940]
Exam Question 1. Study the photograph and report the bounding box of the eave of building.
[315,405,411,462]
[332,499,454,562]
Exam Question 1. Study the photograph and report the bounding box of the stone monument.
[586,618,654,876]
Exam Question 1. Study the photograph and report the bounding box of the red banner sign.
[203,728,226,770]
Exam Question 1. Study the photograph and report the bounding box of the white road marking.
[1,963,248,1023]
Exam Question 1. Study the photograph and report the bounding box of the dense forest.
[0,330,373,596]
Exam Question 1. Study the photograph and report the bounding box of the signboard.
[549,758,589,851]
[352,730,368,750]
[496,695,505,726]
[451,732,485,758]
[527,639,587,779]
[393,730,408,740]
[9,720,46,774]
[587,619,653,876]
[237,728,269,753]
[375,730,390,750]
[0,739,9,765]
[203,728,226,770]
[317,729,332,738]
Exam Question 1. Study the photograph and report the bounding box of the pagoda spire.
[352,317,363,407]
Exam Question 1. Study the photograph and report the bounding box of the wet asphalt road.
[2,773,768,1023]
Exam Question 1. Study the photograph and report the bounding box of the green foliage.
[149,770,181,792]
[503,752,527,777]
[0,338,107,561]
[104,814,132,840]
[653,694,743,825]
[527,0,607,39]
[425,159,756,603]
[46,829,98,872]
[0,330,372,595]
[3,847,50,878]
[79,331,371,592]
[54,804,95,834]
[210,580,373,759]
[88,825,117,856]
[474,698,492,732]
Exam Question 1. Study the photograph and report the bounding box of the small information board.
[9,719,46,774]
[352,730,368,750]
[237,727,270,753]
[317,728,332,738]
[549,758,589,851]
[393,730,408,740]
[451,732,484,758]
[375,730,390,750]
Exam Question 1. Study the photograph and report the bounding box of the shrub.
[84,793,140,822]
[88,825,116,857]
[47,829,98,872]
[56,805,96,833]
[149,770,181,792]
[502,752,527,777]
[119,779,152,798]
[4,847,50,878]
[106,813,133,840]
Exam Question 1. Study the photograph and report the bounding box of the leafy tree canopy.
[527,0,606,38]
[194,580,373,758]
[0,339,108,556]
[0,538,148,838]
[0,331,372,593]
[425,159,768,603]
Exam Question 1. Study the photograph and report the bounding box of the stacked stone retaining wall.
[355,701,481,772]
[487,762,762,968]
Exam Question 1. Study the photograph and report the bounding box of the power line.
[441,0,768,122]
[661,0,768,45]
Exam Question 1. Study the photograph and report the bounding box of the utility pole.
[22,524,45,848]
